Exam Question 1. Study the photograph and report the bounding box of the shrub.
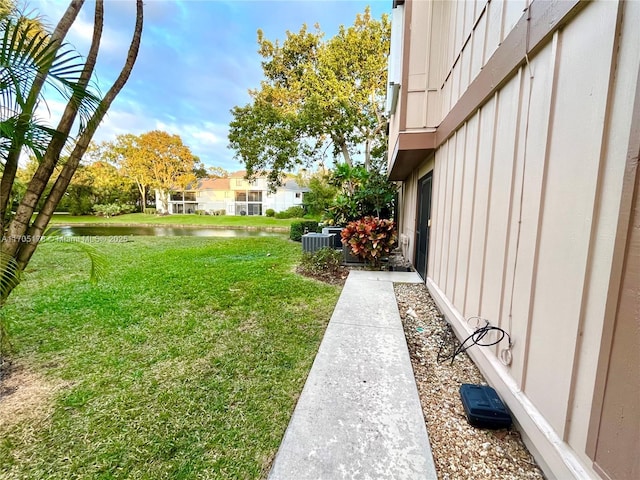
[275,205,305,219]
[341,217,397,267]
[93,203,136,218]
[299,247,343,276]
[327,164,397,225]
[290,220,319,241]
[303,174,338,216]
[285,205,305,218]
[120,204,136,214]
[145,208,157,215]
[93,203,121,218]
[68,195,93,216]
[195,209,207,215]
[265,208,275,217]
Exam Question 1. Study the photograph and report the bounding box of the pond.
[51,225,287,238]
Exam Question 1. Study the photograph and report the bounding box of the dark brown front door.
[415,172,433,280]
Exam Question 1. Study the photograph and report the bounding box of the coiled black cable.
[437,317,512,365]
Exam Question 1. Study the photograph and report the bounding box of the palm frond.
[44,228,108,284]
[0,252,21,303]
[0,115,63,163]
[0,15,102,158]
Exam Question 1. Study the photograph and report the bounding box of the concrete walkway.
[268,270,438,479]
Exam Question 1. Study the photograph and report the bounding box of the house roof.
[198,178,230,190]
[183,172,307,191]
[282,179,309,191]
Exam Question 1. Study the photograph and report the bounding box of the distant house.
[155,171,307,215]
[387,1,639,479]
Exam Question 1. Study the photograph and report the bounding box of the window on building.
[235,191,247,202]
[248,204,262,216]
[248,191,262,202]
[170,192,196,201]
[295,192,302,199]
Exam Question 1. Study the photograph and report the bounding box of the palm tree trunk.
[0,0,85,232]
[16,0,143,269]
[2,0,100,260]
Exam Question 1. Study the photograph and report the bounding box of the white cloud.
[192,130,220,146]
[68,16,130,56]
[95,108,154,141]
[68,14,94,46]
[33,97,66,127]
[156,120,227,150]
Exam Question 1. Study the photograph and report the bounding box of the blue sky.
[28,0,391,173]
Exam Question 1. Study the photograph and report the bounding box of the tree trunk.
[140,184,147,213]
[160,191,169,213]
[132,176,147,213]
[14,0,144,271]
[339,141,352,166]
[364,137,371,171]
[1,0,100,260]
[0,0,85,233]
[0,158,19,233]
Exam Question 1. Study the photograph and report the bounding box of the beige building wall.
[389,1,640,478]
[401,0,527,131]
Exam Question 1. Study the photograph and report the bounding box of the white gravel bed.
[394,282,546,480]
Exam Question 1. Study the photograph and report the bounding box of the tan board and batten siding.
[388,1,640,479]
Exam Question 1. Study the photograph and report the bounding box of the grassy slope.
[48,213,305,228]
[0,237,340,479]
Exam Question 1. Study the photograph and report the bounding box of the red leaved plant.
[341,216,397,267]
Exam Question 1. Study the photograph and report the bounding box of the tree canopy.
[228,8,390,188]
[99,131,197,213]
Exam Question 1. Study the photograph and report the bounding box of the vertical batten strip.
[477,91,500,318]
[494,66,525,354]
[520,30,562,392]
[563,0,625,442]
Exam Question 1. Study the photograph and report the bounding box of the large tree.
[83,160,137,206]
[59,160,138,214]
[0,0,144,307]
[228,8,390,188]
[102,131,197,213]
[96,133,150,211]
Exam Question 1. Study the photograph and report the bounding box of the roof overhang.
[388,131,436,181]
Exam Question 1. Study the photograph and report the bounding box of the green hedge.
[290,220,320,242]
[275,205,305,219]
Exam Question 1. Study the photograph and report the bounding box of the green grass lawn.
[0,236,340,479]
[48,213,310,229]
